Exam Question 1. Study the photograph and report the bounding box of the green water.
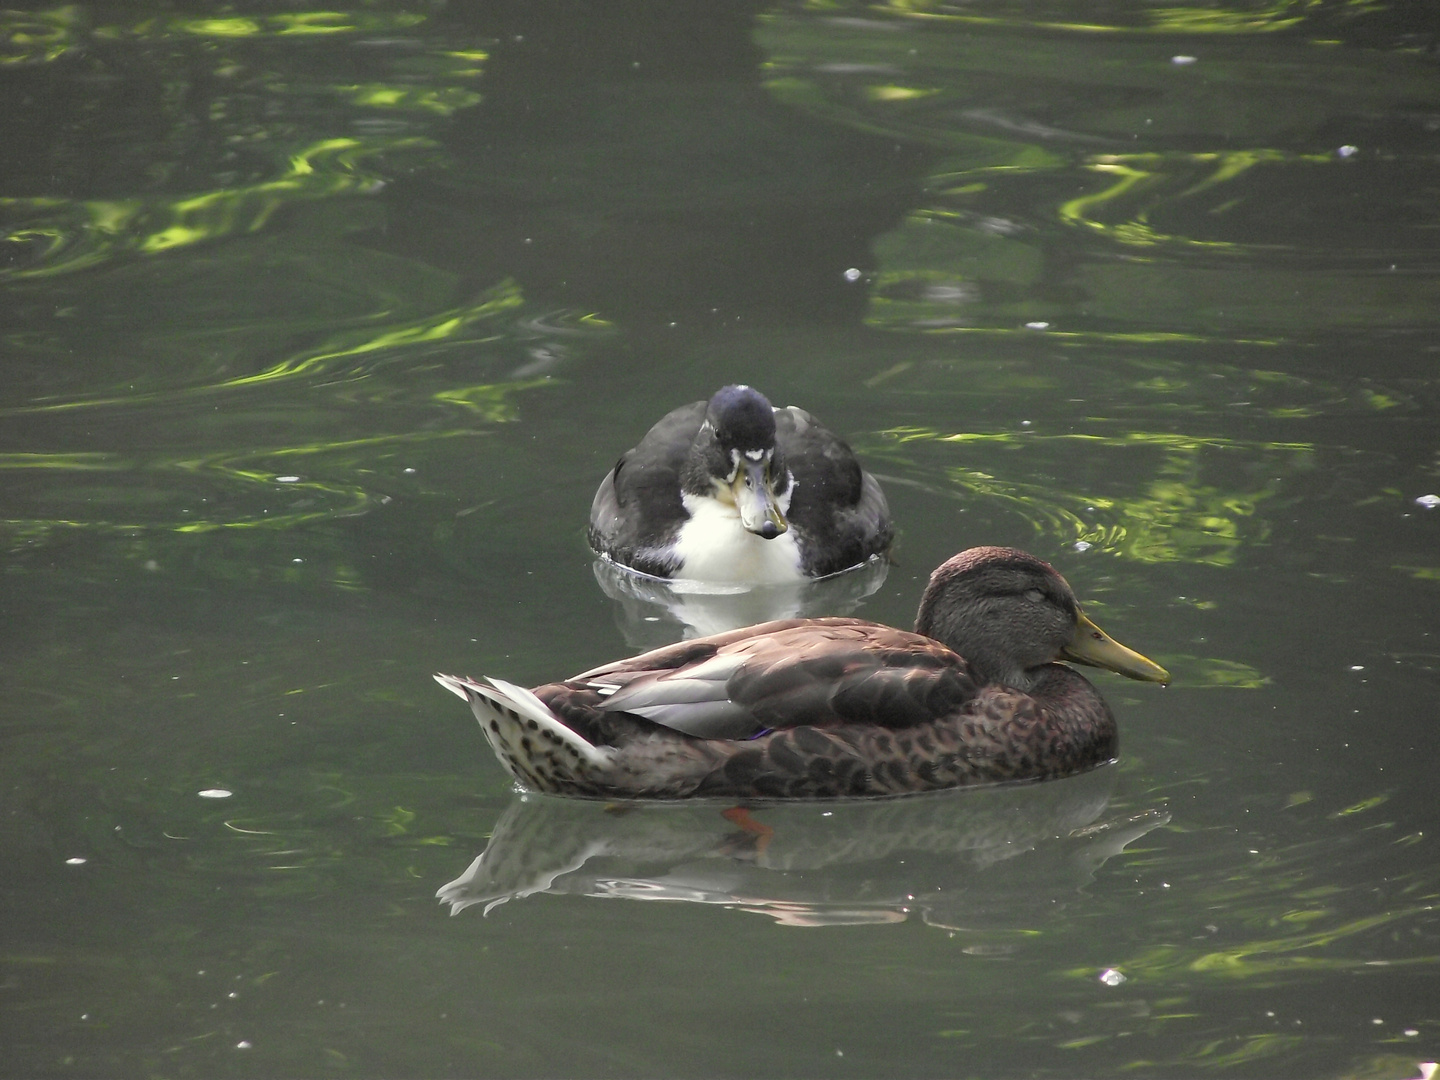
[2,3,1438,1076]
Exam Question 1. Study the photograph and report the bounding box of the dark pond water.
[3,2,1439,1077]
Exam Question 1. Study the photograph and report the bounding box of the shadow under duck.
[587,384,892,582]
[435,546,1169,799]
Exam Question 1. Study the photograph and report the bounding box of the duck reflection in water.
[592,554,890,649]
[437,766,1170,928]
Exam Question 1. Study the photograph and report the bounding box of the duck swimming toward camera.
[435,546,1169,800]
[587,384,892,583]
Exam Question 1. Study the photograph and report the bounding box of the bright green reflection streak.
[1097,905,1439,981]
[176,12,428,38]
[1156,655,1269,689]
[901,430,1312,454]
[0,430,487,540]
[882,427,1298,567]
[866,321,1281,348]
[336,84,482,114]
[1061,793,1440,1001]
[876,1,1315,34]
[2,8,438,64]
[0,453,117,472]
[2,281,526,416]
[1059,151,1338,250]
[3,137,434,279]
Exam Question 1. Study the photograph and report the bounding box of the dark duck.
[436,546,1170,799]
[587,385,893,583]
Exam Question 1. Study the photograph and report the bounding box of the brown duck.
[435,546,1169,799]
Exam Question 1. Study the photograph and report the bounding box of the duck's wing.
[588,400,706,566]
[775,406,893,576]
[581,618,977,742]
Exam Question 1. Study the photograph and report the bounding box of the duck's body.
[436,547,1169,800]
[588,385,892,583]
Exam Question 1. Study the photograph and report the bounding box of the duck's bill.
[1061,613,1170,684]
[731,460,788,539]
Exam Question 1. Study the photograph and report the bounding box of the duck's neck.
[916,607,1046,691]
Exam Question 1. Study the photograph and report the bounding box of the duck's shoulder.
[600,400,708,493]
[589,400,709,567]
[773,407,893,573]
[624,399,708,464]
[775,405,856,467]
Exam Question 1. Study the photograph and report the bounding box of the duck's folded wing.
[594,651,759,738]
[588,621,976,741]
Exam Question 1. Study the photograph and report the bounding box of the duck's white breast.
[671,494,805,583]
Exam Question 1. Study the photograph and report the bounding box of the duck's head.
[686,385,791,539]
[916,546,1170,691]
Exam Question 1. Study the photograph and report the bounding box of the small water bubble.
[1073,541,1092,553]
[1415,494,1440,509]
[1171,55,1197,65]
[1024,321,1049,330]
[843,267,862,282]
[1349,665,1365,672]
[1336,144,1358,158]
[198,789,233,799]
[275,475,300,483]
[1099,968,1126,986]
[66,857,87,866]
[236,1040,252,1050]
[403,467,416,474]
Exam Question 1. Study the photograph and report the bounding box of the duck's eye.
[1024,589,1044,603]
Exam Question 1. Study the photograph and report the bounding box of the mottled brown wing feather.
[723,625,977,731]
[565,617,978,740]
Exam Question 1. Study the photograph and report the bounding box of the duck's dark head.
[916,546,1169,690]
[686,385,791,540]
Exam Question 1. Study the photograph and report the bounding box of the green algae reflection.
[881,426,1297,567]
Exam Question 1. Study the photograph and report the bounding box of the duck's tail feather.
[434,674,615,788]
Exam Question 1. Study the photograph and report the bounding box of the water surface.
[2,3,1438,1077]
